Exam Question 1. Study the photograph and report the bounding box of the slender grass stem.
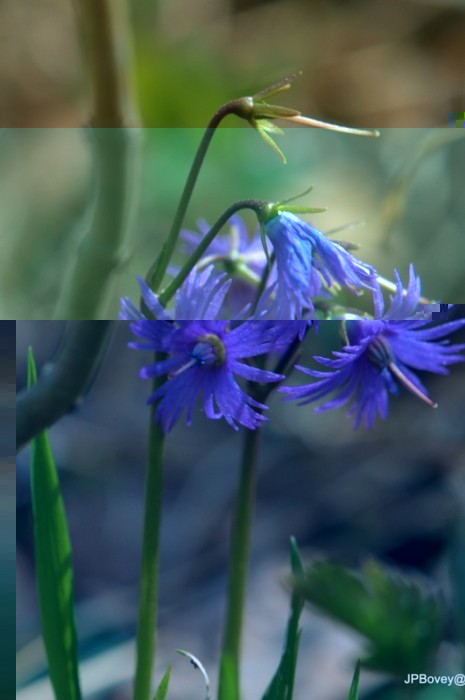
[133,371,166,700]
[217,423,262,700]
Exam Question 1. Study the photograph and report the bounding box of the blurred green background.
[1,127,464,318]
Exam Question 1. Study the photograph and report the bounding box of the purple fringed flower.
[120,266,231,321]
[280,318,465,429]
[264,212,382,319]
[128,321,306,431]
[374,265,421,320]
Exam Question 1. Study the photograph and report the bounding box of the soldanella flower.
[375,267,455,321]
[263,211,382,319]
[120,266,231,320]
[128,321,298,431]
[280,319,465,429]
[373,265,421,320]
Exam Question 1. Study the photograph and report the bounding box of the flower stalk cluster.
[122,74,445,323]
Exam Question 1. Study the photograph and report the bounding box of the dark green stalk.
[133,372,166,700]
[148,97,254,292]
[158,199,265,307]
[217,423,262,700]
[16,321,114,452]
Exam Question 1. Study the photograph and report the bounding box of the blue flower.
[128,321,302,431]
[373,265,421,319]
[120,266,231,320]
[263,212,382,319]
[374,266,455,321]
[280,319,465,428]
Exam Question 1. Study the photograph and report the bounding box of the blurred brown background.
[1,0,465,127]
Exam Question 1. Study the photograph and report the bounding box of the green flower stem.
[133,371,166,700]
[157,199,265,308]
[251,251,275,315]
[148,97,254,292]
[216,335,306,700]
[218,422,262,700]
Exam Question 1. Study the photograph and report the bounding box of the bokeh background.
[16,320,465,700]
[2,0,465,128]
[1,127,464,319]
[1,0,465,318]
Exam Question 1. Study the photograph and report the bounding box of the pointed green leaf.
[28,348,82,700]
[256,120,285,136]
[296,560,444,677]
[275,206,327,215]
[252,72,301,101]
[153,666,172,700]
[252,121,287,164]
[347,660,360,700]
[261,537,305,700]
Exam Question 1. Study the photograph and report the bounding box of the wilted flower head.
[263,212,382,319]
[280,318,465,429]
[128,320,305,431]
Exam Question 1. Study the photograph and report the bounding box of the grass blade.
[347,660,360,700]
[153,666,172,700]
[261,537,305,700]
[28,348,82,700]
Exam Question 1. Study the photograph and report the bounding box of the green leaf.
[153,666,172,700]
[347,660,360,700]
[28,348,82,700]
[261,537,305,700]
[251,119,287,164]
[296,560,444,678]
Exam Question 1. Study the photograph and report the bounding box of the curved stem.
[158,199,265,307]
[16,321,114,452]
[217,423,262,700]
[133,371,166,700]
[148,98,254,292]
